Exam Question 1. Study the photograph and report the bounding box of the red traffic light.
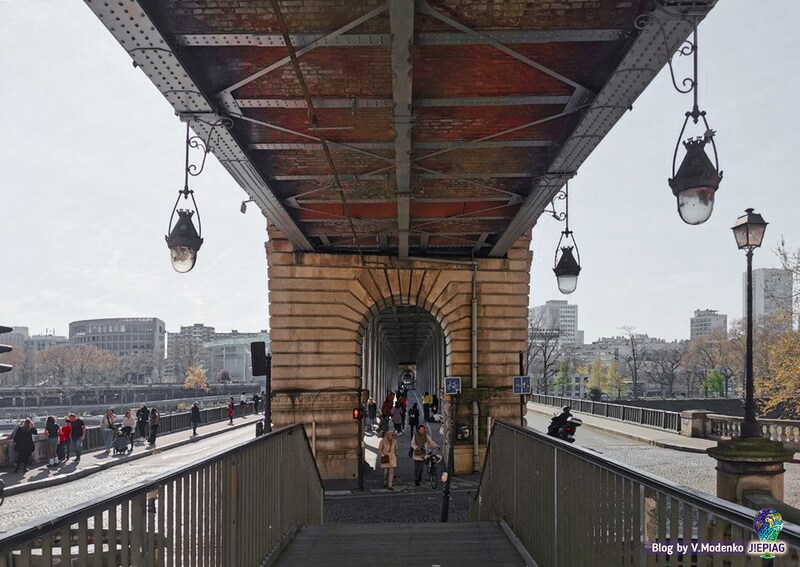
[352,407,362,420]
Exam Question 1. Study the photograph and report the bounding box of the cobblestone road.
[0,427,252,533]
[526,410,800,508]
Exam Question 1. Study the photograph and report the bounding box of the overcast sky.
[1,2,798,343]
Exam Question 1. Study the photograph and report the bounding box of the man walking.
[135,403,149,442]
[190,402,201,436]
[68,413,86,463]
[252,392,261,415]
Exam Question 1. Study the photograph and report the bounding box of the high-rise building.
[743,268,793,330]
[529,300,581,345]
[690,309,727,340]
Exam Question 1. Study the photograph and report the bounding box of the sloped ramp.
[272,521,530,566]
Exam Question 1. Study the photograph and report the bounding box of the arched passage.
[361,305,445,400]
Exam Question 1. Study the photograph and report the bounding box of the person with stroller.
[101,408,117,453]
[121,410,135,453]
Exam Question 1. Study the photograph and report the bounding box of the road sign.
[512,375,531,395]
[444,376,461,395]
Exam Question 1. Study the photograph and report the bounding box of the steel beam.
[250,140,554,151]
[269,172,534,181]
[175,29,626,48]
[390,0,414,258]
[488,10,707,256]
[237,95,569,108]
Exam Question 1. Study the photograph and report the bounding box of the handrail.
[531,394,682,432]
[0,424,318,551]
[477,421,800,546]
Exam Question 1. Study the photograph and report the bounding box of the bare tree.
[170,337,206,384]
[620,326,645,399]
[644,344,687,398]
[527,311,561,394]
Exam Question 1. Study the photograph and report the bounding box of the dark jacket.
[13,427,37,455]
[136,407,149,423]
[191,406,201,423]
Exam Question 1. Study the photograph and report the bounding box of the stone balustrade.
[706,414,800,450]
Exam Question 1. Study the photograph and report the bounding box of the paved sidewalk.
[0,413,259,496]
[527,401,715,453]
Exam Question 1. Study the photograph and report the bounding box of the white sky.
[1,1,798,343]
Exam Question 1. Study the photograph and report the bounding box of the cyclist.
[411,424,438,486]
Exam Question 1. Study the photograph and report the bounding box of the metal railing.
[472,422,800,566]
[532,394,682,432]
[707,415,800,450]
[1,403,251,469]
[0,424,323,566]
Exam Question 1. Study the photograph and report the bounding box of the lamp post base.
[706,437,794,505]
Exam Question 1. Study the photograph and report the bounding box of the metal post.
[518,351,525,427]
[741,249,758,438]
[441,394,460,522]
[264,354,272,433]
[357,387,364,491]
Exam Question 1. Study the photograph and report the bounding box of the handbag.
[408,447,414,458]
[381,454,390,464]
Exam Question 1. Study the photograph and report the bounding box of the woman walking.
[227,398,235,425]
[391,401,404,435]
[378,430,398,490]
[148,408,160,446]
[411,424,439,486]
[121,410,135,453]
[365,397,377,432]
[13,419,38,474]
[101,408,117,453]
[45,416,60,468]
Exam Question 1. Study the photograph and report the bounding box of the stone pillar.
[680,410,713,438]
[267,227,531,479]
[707,437,794,504]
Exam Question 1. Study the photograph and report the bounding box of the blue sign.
[512,375,531,395]
[444,376,462,395]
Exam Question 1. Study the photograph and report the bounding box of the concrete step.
[272,521,528,566]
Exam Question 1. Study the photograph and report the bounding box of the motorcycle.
[547,415,582,443]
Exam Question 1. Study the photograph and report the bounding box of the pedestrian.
[148,408,160,446]
[365,397,377,431]
[135,403,149,442]
[252,393,261,415]
[45,415,60,468]
[227,398,235,425]
[378,430,398,490]
[411,424,439,486]
[69,413,86,463]
[422,391,432,422]
[13,419,38,474]
[391,401,403,435]
[240,391,247,416]
[57,417,72,463]
[399,395,407,432]
[121,410,134,453]
[100,408,117,453]
[408,402,420,432]
[191,402,201,435]
[431,394,440,416]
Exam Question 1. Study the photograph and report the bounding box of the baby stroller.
[112,424,133,455]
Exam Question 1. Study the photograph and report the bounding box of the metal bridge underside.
[86,0,708,259]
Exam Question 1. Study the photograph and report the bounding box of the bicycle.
[425,450,443,489]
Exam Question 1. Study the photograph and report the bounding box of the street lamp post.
[731,208,768,438]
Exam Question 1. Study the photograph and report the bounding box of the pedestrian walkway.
[324,389,480,496]
[0,413,258,496]
[272,522,529,566]
[527,401,715,453]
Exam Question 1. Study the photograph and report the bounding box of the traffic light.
[0,326,13,374]
[352,407,362,420]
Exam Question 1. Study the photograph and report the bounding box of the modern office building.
[529,300,582,346]
[207,333,271,384]
[690,309,727,340]
[69,317,166,361]
[743,268,793,330]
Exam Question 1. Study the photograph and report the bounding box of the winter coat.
[13,426,37,456]
[378,437,398,468]
[411,432,438,461]
[391,407,403,425]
